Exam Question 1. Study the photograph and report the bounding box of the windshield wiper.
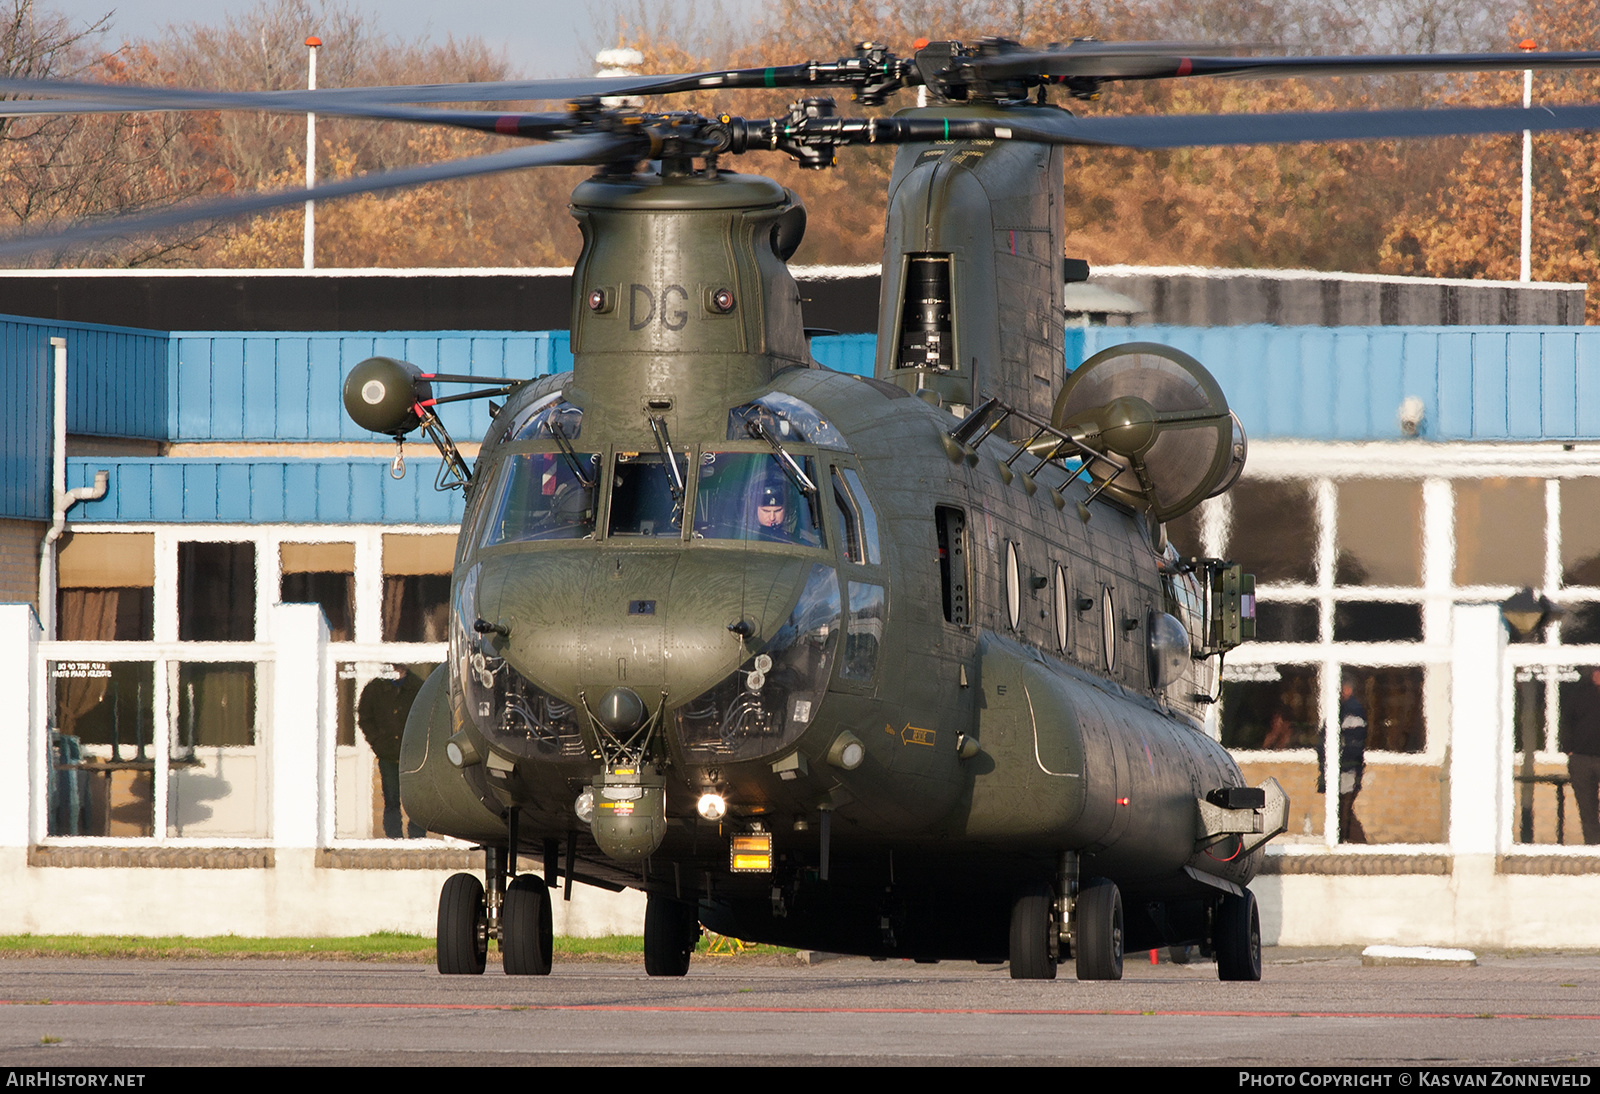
[746,419,816,496]
[549,421,594,489]
[648,416,686,505]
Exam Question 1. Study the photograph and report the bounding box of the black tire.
[643,893,698,977]
[1215,888,1263,982]
[1008,884,1058,980]
[436,872,487,975]
[1074,878,1124,981]
[502,874,554,976]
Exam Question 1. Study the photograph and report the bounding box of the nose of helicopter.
[475,546,817,707]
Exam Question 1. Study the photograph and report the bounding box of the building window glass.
[280,542,355,642]
[1221,664,1320,750]
[1562,479,1600,587]
[1226,479,1316,585]
[1454,477,1544,587]
[168,660,265,838]
[1347,666,1426,753]
[338,661,438,839]
[382,534,453,643]
[1333,602,1423,643]
[1255,601,1319,643]
[56,532,154,641]
[178,541,256,641]
[1335,480,1421,586]
[48,660,157,837]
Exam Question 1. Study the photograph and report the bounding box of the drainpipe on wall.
[37,336,108,641]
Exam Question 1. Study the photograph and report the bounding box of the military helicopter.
[12,37,1600,982]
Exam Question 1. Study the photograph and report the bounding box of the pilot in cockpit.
[754,478,792,541]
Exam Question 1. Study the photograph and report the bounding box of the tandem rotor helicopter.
[11,35,1600,981]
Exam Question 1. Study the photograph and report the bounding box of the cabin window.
[695,452,822,547]
[936,506,969,625]
[609,451,688,538]
[1004,541,1022,632]
[831,466,879,564]
[1101,585,1117,672]
[842,582,886,683]
[280,542,355,642]
[1053,563,1069,652]
[479,452,599,548]
[178,541,255,642]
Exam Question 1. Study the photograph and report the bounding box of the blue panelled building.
[4,265,1600,946]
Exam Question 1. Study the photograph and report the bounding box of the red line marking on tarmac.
[6,1000,1600,1021]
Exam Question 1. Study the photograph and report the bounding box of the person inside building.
[358,664,426,839]
[1317,672,1369,843]
[1562,666,1600,845]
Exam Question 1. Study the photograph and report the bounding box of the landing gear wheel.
[1008,883,1058,980]
[1074,877,1124,981]
[643,893,698,977]
[1215,888,1262,982]
[501,874,554,976]
[436,872,487,975]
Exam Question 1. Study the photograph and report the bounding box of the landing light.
[730,833,773,873]
[574,789,595,824]
[697,792,728,821]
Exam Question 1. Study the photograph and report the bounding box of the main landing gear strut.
[437,812,556,975]
[1008,852,1125,982]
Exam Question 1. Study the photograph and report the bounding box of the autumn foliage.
[1,0,1597,320]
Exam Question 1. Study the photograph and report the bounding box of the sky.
[46,0,687,79]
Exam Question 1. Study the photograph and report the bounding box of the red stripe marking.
[495,116,520,136]
[7,1000,1600,1021]
[1176,58,1192,76]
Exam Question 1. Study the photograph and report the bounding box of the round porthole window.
[1101,585,1117,672]
[1005,540,1021,632]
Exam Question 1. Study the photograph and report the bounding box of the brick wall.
[0,519,41,610]
[1239,759,1448,845]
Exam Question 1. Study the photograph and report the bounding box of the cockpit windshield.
[505,393,583,443]
[695,452,823,548]
[727,393,846,449]
[479,452,599,548]
[608,452,686,538]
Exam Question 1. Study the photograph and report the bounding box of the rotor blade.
[971,46,1600,82]
[0,131,634,259]
[0,60,856,114]
[0,92,576,138]
[993,101,1600,149]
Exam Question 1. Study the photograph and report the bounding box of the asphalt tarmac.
[3,948,1599,1067]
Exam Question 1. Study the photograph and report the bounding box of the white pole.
[1520,39,1536,283]
[303,35,321,270]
